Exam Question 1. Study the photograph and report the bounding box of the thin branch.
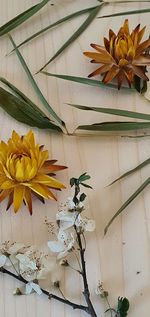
[74,226,97,317]
[0,267,89,313]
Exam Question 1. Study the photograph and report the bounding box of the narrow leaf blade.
[37,5,102,72]
[104,177,150,235]
[42,72,133,90]
[0,86,61,132]
[99,8,150,19]
[77,122,150,132]
[0,0,49,36]
[9,34,64,128]
[110,158,150,185]
[9,5,99,53]
[69,104,150,121]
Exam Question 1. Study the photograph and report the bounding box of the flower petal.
[25,282,33,294]
[31,282,42,295]
[133,55,150,65]
[83,52,113,64]
[0,255,6,267]
[39,164,67,174]
[103,66,119,84]
[0,189,10,203]
[27,183,56,200]
[32,175,65,189]
[48,241,64,253]
[88,64,112,78]
[24,188,32,215]
[130,65,149,80]
[13,185,25,213]
[6,192,13,210]
[136,39,150,55]
[1,180,15,190]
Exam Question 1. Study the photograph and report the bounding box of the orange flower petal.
[88,64,112,78]
[136,39,150,55]
[133,55,150,65]
[6,192,13,210]
[39,164,67,174]
[24,188,32,215]
[103,66,119,84]
[137,26,146,44]
[129,65,149,81]
[0,190,10,203]
[84,52,114,64]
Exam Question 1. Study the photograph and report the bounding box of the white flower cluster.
[0,199,95,296]
[48,197,95,259]
[0,242,57,296]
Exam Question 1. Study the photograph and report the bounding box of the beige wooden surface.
[0,0,150,316]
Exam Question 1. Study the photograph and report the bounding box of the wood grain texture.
[0,0,150,316]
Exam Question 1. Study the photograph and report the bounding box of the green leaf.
[99,8,150,19]
[0,77,50,118]
[0,0,49,36]
[70,178,76,187]
[41,72,132,90]
[80,193,86,202]
[9,34,65,129]
[37,5,103,73]
[81,183,93,189]
[69,103,150,121]
[133,75,148,94]
[109,158,150,186]
[79,173,91,182]
[77,122,150,132]
[117,297,130,317]
[9,5,100,53]
[104,177,150,235]
[0,86,61,132]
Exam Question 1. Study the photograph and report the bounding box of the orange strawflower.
[84,19,150,89]
[0,130,66,214]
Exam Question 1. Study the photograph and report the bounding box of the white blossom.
[16,247,57,282]
[48,230,75,259]
[57,210,95,232]
[0,242,25,268]
[25,281,42,295]
[66,197,75,210]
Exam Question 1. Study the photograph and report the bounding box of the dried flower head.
[0,130,66,214]
[95,281,108,298]
[84,19,150,89]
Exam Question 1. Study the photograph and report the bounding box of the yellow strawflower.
[0,130,66,214]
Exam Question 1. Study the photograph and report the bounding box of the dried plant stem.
[0,267,89,314]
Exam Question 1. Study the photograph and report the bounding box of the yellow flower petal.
[32,174,66,189]
[15,160,24,182]
[12,130,20,143]
[28,183,56,200]
[13,185,25,213]
[1,180,15,190]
